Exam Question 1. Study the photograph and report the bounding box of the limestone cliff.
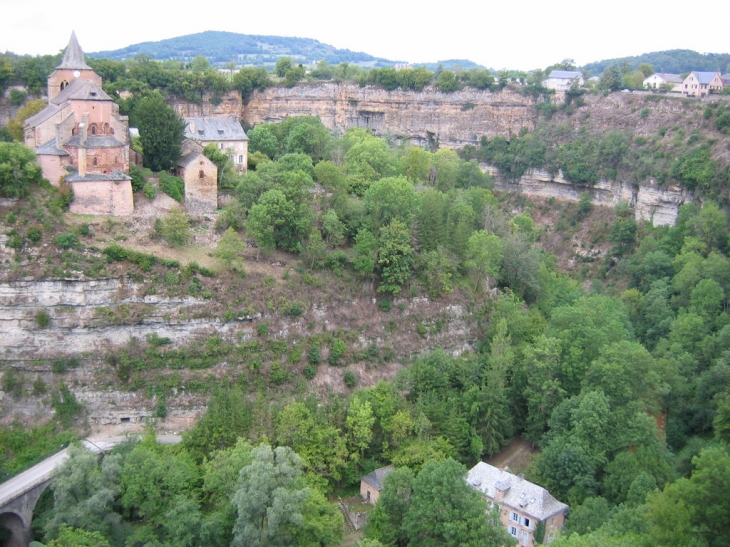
[243,83,538,147]
[485,165,693,226]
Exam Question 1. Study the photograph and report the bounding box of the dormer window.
[90,92,97,97]
[198,130,204,136]
[218,129,224,134]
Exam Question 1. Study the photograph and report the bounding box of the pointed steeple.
[57,31,91,70]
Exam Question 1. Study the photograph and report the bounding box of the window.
[93,157,98,166]
[238,155,243,163]
[522,517,531,529]
[509,527,518,538]
[367,490,370,501]
[511,512,520,523]
[220,143,224,150]
[90,124,97,135]
[199,170,205,178]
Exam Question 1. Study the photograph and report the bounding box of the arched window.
[72,126,78,136]
[93,157,98,166]
[90,124,97,135]
[60,80,69,90]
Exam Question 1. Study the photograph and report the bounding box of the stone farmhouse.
[643,73,683,92]
[24,32,134,215]
[467,462,568,546]
[682,71,724,97]
[543,70,584,92]
[183,116,248,174]
[360,465,393,505]
[174,139,218,214]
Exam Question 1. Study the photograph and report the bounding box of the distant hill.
[415,59,485,71]
[583,49,730,76]
[90,30,401,68]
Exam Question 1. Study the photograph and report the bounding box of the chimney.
[80,113,89,145]
[78,147,87,177]
[189,120,195,134]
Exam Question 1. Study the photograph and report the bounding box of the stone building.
[183,116,248,173]
[175,139,218,214]
[467,462,568,546]
[360,465,393,505]
[24,32,133,215]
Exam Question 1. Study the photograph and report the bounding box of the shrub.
[716,112,730,134]
[156,207,191,247]
[35,309,51,328]
[25,225,42,244]
[308,346,321,364]
[51,384,84,428]
[103,243,128,261]
[155,399,167,418]
[2,369,24,398]
[343,369,357,388]
[378,298,392,312]
[288,347,303,364]
[143,182,156,199]
[77,224,90,237]
[8,89,27,105]
[303,364,318,379]
[328,339,346,366]
[51,357,80,373]
[53,232,78,249]
[159,172,184,202]
[269,362,288,385]
[640,108,650,118]
[256,322,269,337]
[129,164,147,192]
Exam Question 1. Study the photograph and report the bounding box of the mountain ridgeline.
[583,49,730,76]
[90,30,400,68]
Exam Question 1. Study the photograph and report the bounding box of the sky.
[1,0,729,70]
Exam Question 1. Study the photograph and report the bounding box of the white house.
[183,116,248,173]
[543,70,584,91]
[643,73,683,92]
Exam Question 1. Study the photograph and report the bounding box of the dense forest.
[583,49,730,78]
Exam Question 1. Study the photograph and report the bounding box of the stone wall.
[243,83,537,148]
[485,165,692,225]
[69,179,134,216]
[182,155,218,214]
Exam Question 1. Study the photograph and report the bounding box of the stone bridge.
[0,436,180,547]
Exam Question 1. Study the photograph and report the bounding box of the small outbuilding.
[174,139,218,214]
[360,465,393,505]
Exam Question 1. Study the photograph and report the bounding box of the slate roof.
[35,139,69,156]
[57,32,92,70]
[361,465,393,491]
[51,79,112,105]
[184,117,248,142]
[66,170,131,182]
[720,74,730,85]
[547,70,583,80]
[24,104,61,128]
[648,73,683,84]
[467,462,568,521]
[64,135,126,148]
[690,71,721,85]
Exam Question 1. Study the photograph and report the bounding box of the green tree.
[465,230,503,291]
[377,219,414,295]
[0,142,42,198]
[214,227,245,269]
[157,206,192,247]
[204,143,234,186]
[364,176,418,233]
[366,467,414,547]
[231,444,310,547]
[48,525,111,547]
[44,445,123,543]
[275,57,294,78]
[353,229,379,278]
[134,92,186,171]
[402,459,514,547]
[437,70,461,92]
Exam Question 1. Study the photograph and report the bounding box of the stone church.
[24,32,134,215]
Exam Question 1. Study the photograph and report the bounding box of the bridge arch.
[0,511,28,547]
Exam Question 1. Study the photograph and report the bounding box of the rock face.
[485,165,693,225]
[244,83,537,147]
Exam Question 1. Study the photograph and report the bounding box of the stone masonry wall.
[69,180,134,216]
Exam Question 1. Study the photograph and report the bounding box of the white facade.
[543,70,584,91]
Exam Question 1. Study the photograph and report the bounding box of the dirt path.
[485,436,536,471]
